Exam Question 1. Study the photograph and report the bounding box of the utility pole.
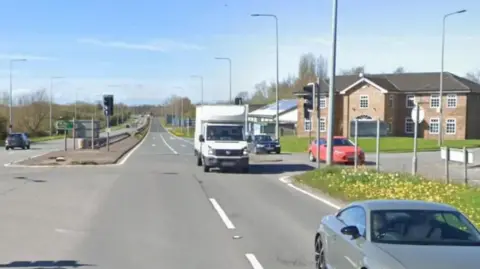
[326,0,339,166]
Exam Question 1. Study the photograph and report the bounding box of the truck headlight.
[243,147,249,155]
[257,144,264,147]
[208,146,214,155]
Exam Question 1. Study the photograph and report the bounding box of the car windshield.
[371,209,480,246]
[314,138,354,146]
[255,135,273,142]
[7,134,22,139]
[206,125,244,141]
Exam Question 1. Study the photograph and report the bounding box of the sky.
[0,0,479,105]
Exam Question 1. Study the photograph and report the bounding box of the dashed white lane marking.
[152,144,156,147]
[159,134,178,155]
[209,198,235,229]
[245,254,264,269]
[278,177,341,210]
[181,144,186,147]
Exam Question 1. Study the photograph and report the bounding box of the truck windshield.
[206,125,244,141]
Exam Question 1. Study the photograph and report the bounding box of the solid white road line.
[116,122,152,165]
[278,177,341,210]
[209,198,235,229]
[245,254,264,269]
[159,134,178,155]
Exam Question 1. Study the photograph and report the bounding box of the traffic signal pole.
[106,115,110,152]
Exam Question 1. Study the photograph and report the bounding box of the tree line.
[0,89,133,139]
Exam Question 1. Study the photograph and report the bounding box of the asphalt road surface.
[0,127,134,166]
[0,117,336,269]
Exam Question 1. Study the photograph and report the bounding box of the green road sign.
[55,120,74,130]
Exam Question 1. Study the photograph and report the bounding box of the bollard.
[444,146,450,184]
[463,147,468,185]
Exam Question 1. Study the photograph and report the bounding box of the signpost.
[411,104,425,175]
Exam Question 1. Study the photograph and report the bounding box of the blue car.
[249,134,281,154]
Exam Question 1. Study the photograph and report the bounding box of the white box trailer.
[194,104,252,173]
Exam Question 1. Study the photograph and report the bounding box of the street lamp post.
[9,58,27,133]
[50,76,64,136]
[214,57,232,103]
[191,75,204,105]
[251,13,280,140]
[438,9,466,146]
[325,0,339,166]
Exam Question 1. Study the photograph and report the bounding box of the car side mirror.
[341,226,360,238]
[246,135,252,143]
[199,134,205,142]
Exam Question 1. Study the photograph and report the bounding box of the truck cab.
[194,105,252,173]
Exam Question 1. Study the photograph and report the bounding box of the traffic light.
[302,84,314,119]
[103,94,114,116]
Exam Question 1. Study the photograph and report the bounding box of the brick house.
[296,72,480,140]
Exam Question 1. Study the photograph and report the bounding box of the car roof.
[346,199,458,212]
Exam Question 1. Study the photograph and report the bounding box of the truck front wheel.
[197,156,202,166]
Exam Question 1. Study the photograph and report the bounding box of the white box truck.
[194,104,252,173]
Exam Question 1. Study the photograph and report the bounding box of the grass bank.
[169,127,194,138]
[295,166,480,227]
[280,136,480,153]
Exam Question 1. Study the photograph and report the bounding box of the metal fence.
[348,119,477,186]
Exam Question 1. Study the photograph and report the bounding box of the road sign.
[411,106,425,123]
[55,120,75,130]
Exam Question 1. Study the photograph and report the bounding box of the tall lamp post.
[438,9,466,146]
[326,0,339,165]
[251,13,280,141]
[9,58,27,133]
[214,57,232,104]
[191,75,204,105]
[50,76,64,136]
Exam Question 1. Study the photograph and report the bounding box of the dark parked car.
[249,134,281,154]
[5,133,30,150]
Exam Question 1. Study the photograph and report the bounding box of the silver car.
[315,199,480,269]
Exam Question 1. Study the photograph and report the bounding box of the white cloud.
[77,38,205,52]
[0,54,57,61]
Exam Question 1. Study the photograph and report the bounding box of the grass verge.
[30,135,64,143]
[295,166,480,227]
[170,127,194,138]
[281,136,480,153]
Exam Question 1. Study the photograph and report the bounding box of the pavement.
[0,128,134,166]
[0,117,336,269]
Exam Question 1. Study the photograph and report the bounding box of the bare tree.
[393,66,405,74]
[340,66,365,75]
[466,71,480,83]
[17,89,49,135]
[298,53,317,83]
[316,55,328,79]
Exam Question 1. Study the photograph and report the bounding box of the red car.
[308,136,365,164]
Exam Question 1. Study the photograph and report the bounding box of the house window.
[406,95,415,108]
[359,95,369,108]
[404,117,414,134]
[304,119,312,131]
[446,118,456,134]
[430,94,440,108]
[388,95,394,108]
[319,96,326,109]
[447,94,457,108]
[429,118,439,134]
[319,117,326,132]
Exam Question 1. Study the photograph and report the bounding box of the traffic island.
[11,118,151,167]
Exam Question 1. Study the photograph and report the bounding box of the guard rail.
[81,116,150,149]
